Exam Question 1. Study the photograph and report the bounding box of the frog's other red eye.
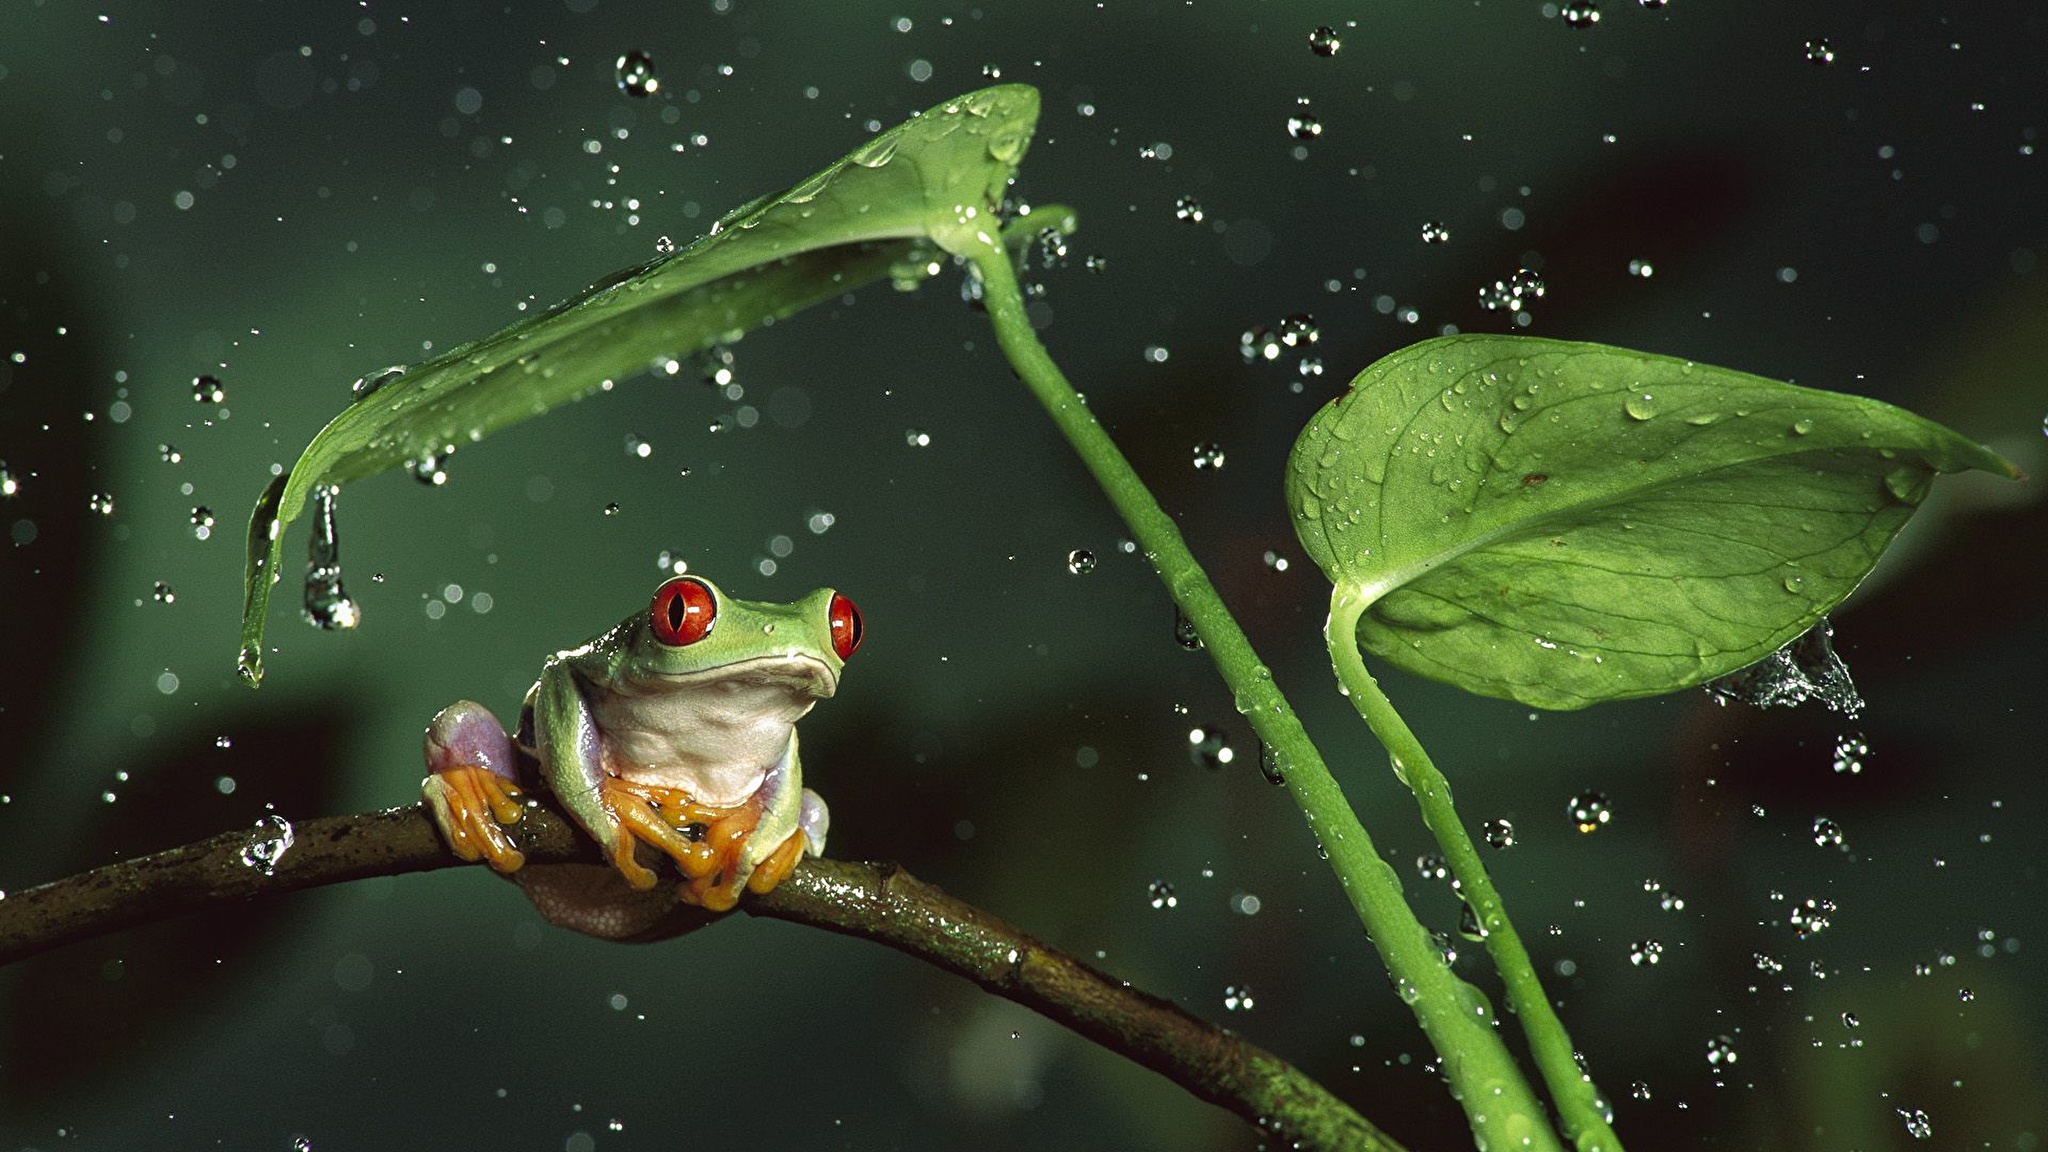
[828,592,863,659]
[650,577,717,646]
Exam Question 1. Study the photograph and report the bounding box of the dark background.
[2,2,2044,1149]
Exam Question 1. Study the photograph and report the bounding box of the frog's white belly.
[591,678,812,807]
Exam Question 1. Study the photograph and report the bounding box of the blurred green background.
[3,2,2044,1149]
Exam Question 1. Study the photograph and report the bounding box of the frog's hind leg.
[744,829,808,895]
[421,701,528,873]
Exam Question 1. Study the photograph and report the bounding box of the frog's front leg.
[422,701,528,873]
[532,662,712,890]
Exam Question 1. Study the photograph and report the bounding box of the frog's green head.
[627,575,862,698]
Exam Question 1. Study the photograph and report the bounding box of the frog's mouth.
[647,653,838,699]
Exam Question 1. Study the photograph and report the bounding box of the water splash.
[1705,617,1863,715]
[302,485,362,630]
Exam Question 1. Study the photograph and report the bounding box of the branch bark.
[0,803,1406,1152]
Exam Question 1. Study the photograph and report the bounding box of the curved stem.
[1328,588,1622,1152]
[968,239,1564,1152]
[0,803,1403,1152]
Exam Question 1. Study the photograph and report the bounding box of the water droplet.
[1261,549,1290,572]
[624,434,654,460]
[1789,896,1836,938]
[1805,38,1836,65]
[187,505,215,540]
[1258,743,1286,786]
[1705,1035,1738,1067]
[1630,1080,1652,1101]
[1884,466,1929,504]
[1897,1108,1932,1140]
[700,343,737,387]
[1065,549,1097,575]
[1147,880,1178,909]
[904,428,932,448]
[1483,818,1516,849]
[87,492,116,516]
[655,548,688,576]
[1790,417,1815,436]
[1957,987,1975,1003]
[603,501,622,516]
[615,50,659,97]
[1173,608,1203,651]
[1811,816,1846,849]
[1191,443,1226,470]
[1627,258,1655,277]
[1174,195,1205,224]
[1188,724,1234,769]
[152,581,176,604]
[1223,984,1256,1012]
[1831,731,1869,774]
[1277,313,1319,348]
[192,374,226,404]
[1416,853,1450,882]
[239,813,296,876]
[1479,268,1546,313]
[1239,324,1283,363]
[1628,939,1664,966]
[302,485,361,631]
[1308,25,1342,56]
[1563,2,1601,28]
[1705,617,1863,715]
[157,443,182,464]
[1842,1011,1860,1028]
[1285,110,1323,141]
[409,450,451,486]
[1624,393,1659,421]
[1458,901,1489,941]
[350,365,406,399]
[1567,789,1612,833]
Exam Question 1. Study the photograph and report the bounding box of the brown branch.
[0,803,1406,1152]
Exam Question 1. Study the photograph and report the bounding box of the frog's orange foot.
[422,765,527,874]
[745,829,807,895]
[600,776,721,887]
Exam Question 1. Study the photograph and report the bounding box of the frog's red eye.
[650,577,717,646]
[828,592,863,659]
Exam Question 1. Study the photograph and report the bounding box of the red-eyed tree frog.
[421,575,860,937]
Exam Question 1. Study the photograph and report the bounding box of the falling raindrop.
[904,428,932,449]
[700,344,737,387]
[158,444,182,464]
[1705,1035,1738,1068]
[655,548,688,576]
[1562,2,1600,27]
[1628,939,1665,967]
[409,451,451,486]
[1415,853,1450,882]
[152,581,177,604]
[1628,258,1655,277]
[1705,617,1863,715]
[192,374,226,404]
[1285,108,1323,141]
[1831,732,1870,774]
[1188,725,1234,770]
[1174,195,1205,224]
[616,50,660,97]
[1805,38,1836,65]
[1811,816,1846,849]
[1896,1109,1932,1140]
[624,435,654,459]
[1191,443,1226,470]
[302,485,361,630]
[1308,25,1342,56]
[1277,313,1319,348]
[1223,984,1256,1012]
[189,506,216,540]
[1789,896,1836,938]
[1065,549,1097,575]
[1483,818,1516,849]
[1420,221,1451,244]
[1239,324,1283,363]
[1147,880,1178,909]
[1567,790,1612,833]
[88,492,116,516]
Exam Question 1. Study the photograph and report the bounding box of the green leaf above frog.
[422,575,862,936]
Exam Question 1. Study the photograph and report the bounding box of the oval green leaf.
[238,84,1049,685]
[1289,335,2020,710]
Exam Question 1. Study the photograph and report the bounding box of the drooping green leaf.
[1289,335,2020,710]
[238,84,1050,685]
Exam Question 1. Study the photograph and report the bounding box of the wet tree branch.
[0,803,1405,1152]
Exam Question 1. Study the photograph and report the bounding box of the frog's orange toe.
[422,766,527,874]
[745,830,807,895]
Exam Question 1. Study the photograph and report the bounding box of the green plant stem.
[1328,588,1621,1152]
[969,238,1565,1152]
